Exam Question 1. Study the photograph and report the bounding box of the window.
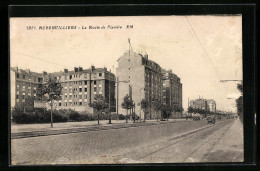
[65,95,67,98]
[69,75,72,79]
[99,73,102,77]
[84,88,87,92]
[70,95,72,99]
[129,68,130,70]
[64,102,67,106]
[94,81,96,85]
[59,103,61,106]
[84,81,87,85]
[85,95,87,98]
[79,95,82,99]
[69,102,72,106]
[79,81,82,85]
[94,87,97,92]
[79,102,82,105]
[16,95,19,99]
[23,75,25,79]
[38,78,41,82]
[16,74,19,78]
[79,88,82,92]
[65,76,67,80]
[69,89,72,93]
[22,95,25,99]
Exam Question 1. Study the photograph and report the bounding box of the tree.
[188,106,194,113]
[121,94,133,123]
[141,99,149,122]
[236,83,243,119]
[36,75,62,128]
[153,100,161,121]
[89,94,109,125]
[161,104,171,121]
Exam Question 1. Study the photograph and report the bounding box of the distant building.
[10,66,116,113]
[116,50,163,119]
[162,69,183,118]
[189,98,216,112]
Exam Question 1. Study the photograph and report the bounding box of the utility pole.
[108,70,111,124]
[116,77,119,120]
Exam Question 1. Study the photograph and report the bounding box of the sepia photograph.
[10,15,243,165]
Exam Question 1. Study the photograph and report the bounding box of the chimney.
[64,69,68,73]
[42,71,47,76]
[103,67,107,72]
[25,69,30,73]
[74,67,79,72]
[79,67,83,72]
[91,65,95,72]
[13,67,18,71]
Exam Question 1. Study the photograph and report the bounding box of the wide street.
[11,118,243,165]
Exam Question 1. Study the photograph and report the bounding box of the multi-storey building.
[189,98,216,112]
[10,67,44,110]
[10,66,116,113]
[162,69,183,118]
[206,99,217,113]
[116,50,163,119]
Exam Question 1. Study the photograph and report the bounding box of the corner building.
[116,50,163,119]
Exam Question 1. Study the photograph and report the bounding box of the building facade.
[189,98,216,113]
[10,66,116,113]
[116,50,163,119]
[116,49,183,119]
[162,69,183,118]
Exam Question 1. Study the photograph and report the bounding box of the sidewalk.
[203,118,244,162]
[11,118,186,139]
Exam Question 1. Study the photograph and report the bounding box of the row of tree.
[236,83,243,119]
[121,96,184,122]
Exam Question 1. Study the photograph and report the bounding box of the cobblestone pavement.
[11,118,241,165]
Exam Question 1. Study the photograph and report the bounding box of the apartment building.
[116,50,164,119]
[162,69,183,118]
[10,66,116,113]
[10,67,44,110]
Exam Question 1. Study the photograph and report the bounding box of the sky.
[10,16,242,112]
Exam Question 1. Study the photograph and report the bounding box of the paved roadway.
[11,118,243,165]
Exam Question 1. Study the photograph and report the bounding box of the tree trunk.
[126,109,128,123]
[108,110,111,124]
[50,102,53,128]
[97,110,100,125]
[143,109,146,122]
[133,105,135,123]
